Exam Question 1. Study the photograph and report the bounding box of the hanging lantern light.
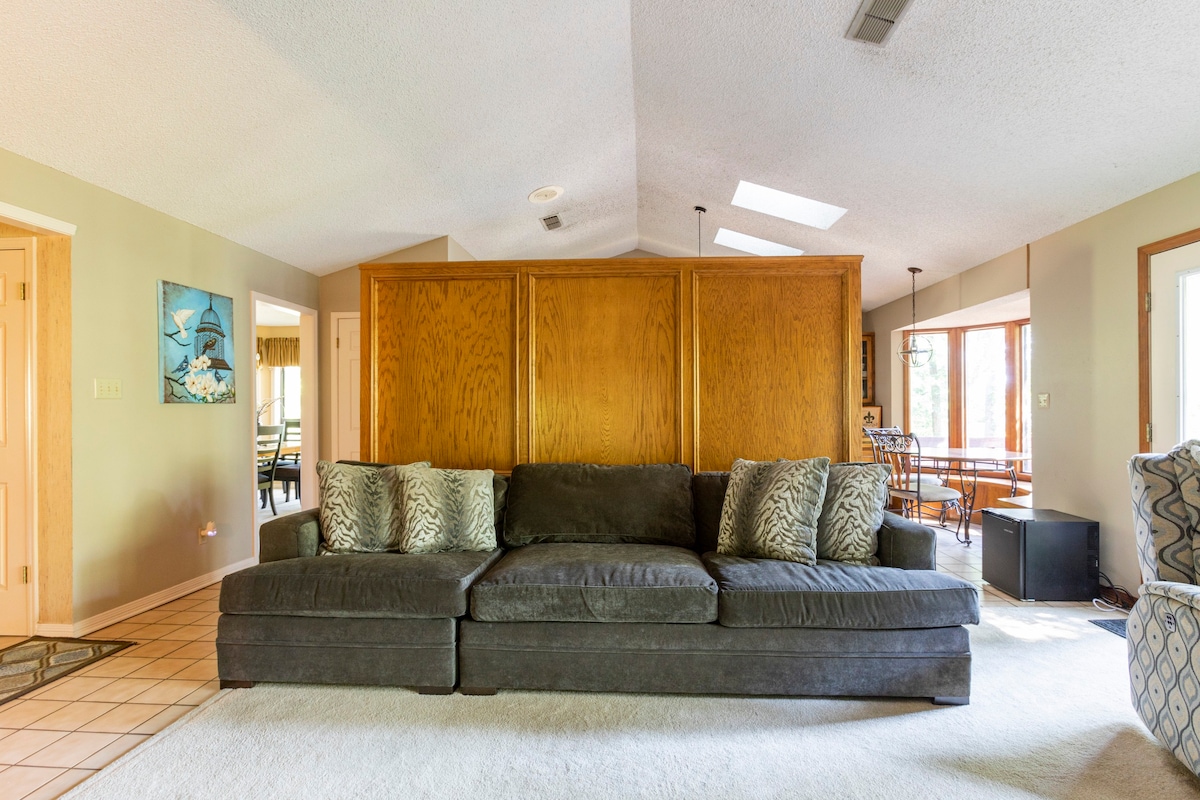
[897,267,934,368]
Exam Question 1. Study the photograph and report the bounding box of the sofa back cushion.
[692,473,731,553]
[503,463,696,548]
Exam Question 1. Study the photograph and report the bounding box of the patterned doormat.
[1088,618,1127,638]
[0,637,133,705]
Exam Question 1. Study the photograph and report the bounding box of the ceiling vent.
[540,214,563,231]
[846,0,912,45]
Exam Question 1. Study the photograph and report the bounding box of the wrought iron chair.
[864,427,944,486]
[1128,441,1200,776]
[873,432,964,538]
[256,424,284,515]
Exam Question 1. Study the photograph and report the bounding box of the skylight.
[714,228,804,257]
[731,181,847,230]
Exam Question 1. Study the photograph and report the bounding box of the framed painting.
[159,280,235,404]
[861,405,883,430]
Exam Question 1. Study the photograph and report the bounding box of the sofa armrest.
[1141,580,1200,613]
[259,509,321,563]
[875,511,936,570]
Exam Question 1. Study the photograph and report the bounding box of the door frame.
[1138,226,1200,452]
[250,293,318,557]
[329,311,359,462]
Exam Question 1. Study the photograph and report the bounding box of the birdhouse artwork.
[158,280,236,404]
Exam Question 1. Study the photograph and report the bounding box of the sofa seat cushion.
[471,544,718,623]
[703,554,980,629]
[220,550,503,619]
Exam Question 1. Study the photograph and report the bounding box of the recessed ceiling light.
[714,228,805,257]
[731,181,847,230]
[528,185,564,203]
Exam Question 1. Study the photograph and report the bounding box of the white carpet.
[63,608,1200,799]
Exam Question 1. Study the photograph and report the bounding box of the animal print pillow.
[400,466,497,554]
[816,462,891,565]
[316,460,429,554]
[717,457,831,564]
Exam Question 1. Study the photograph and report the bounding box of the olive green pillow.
[399,466,497,554]
[717,457,831,564]
[316,460,428,554]
[816,462,891,565]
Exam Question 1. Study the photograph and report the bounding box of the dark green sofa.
[217,463,980,703]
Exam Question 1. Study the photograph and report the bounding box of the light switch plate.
[1037,392,1050,408]
[94,378,122,399]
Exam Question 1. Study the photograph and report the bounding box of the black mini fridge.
[981,509,1100,601]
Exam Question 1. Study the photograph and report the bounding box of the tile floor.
[0,584,221,799]
[0,515,1094,799]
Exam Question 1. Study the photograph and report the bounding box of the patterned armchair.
[1128,440,1200,775]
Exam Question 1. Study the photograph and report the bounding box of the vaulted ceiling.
[4,1,1199,308]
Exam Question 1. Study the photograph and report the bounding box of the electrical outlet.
[1037,393,1050,409]
[94,378,122,399]
[198,521,218,544]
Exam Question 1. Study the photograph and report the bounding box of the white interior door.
[0,244,30,635]
[1150,240,1200,449]
[336,315,361,461]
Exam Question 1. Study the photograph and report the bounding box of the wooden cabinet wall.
[361,256,861,472]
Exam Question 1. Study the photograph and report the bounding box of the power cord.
[1095,571,1135,612]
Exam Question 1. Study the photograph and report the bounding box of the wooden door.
[0,243,29,635]
[336,315,362,461]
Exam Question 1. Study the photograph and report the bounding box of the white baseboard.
[34,623,75,638]
[61,557,255,638]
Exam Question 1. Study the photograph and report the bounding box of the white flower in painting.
[217,380,228,396]
[189,355,211,373]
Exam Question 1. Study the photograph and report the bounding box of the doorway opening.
[251,294,317,555]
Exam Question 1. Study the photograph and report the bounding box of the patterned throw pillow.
[717,457,831,564]
[400,466,497,554]
[316,460,428,554]
[816,462,891,565]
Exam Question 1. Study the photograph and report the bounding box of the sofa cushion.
[703,553,980,629]
[692,472,730,554]
[503,463,696,548]
[220,550,504,619]
[471,543,718,623]
[399,466,497,554]
[717,457,830,565]
[316,460,427,554]
[816,462,891,565]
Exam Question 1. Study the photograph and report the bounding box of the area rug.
[1089,617,1128,638]
[0,637,132,705]
[63,607,1199,800]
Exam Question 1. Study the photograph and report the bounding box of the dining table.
[916,447,1031,544]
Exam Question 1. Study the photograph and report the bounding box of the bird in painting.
[202,338,217,352]
[170,357,189,374]
[170,308,195,340]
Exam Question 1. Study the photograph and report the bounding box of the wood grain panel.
[694,271,848,471]
[368,274,517,469]
[530,273,680,464]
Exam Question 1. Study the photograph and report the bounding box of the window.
[1183,268,1200,441]
[269,365,302,422]
[904,320,1031,471]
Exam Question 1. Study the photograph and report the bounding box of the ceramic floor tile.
[77,704,168,734]
[0,765,64,798]
[123,610,174,625]
[0,702,69,729]
[77,658,156,679]
[124,658,197,680]
[178,682,220,706]
[193,628,218,643]
[166,641,215,660]
[24,677,116,702]
[123,624,183,640]
[26,702,119,732]
[170,660,218,681]
[159,625,212,641]
[0,730,15,742]
[79,678,162,704]
[188,600,220,612]
[155,599,203,612]
[159,611,208,626]
[21,768,96,799]
[131,704,192,735]
[119,640,187,659]
[17,732,120,768]
[129,680,204,706]
[87,623,146,640]
[74,734,149,769]
[0,729,68,764]
[196,611,221,626]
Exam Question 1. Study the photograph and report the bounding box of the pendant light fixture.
[694,206,706,257]
[897,267,934,368]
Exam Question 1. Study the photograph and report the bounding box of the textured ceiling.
[3,1,1199,309]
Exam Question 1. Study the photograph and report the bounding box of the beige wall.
[318,237,475,461]
[255,325,300,338]
[0,146,318,624]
